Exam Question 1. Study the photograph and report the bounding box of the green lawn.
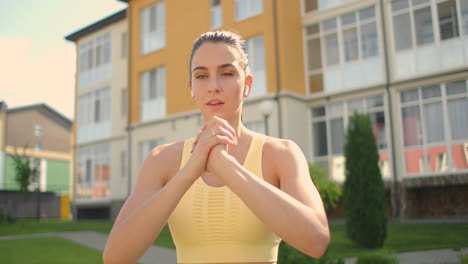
[325,222,468,258]
[0,237,103,264]
[1,219,467,260]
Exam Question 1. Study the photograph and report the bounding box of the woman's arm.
[102,143,203,264]
[103,120,237,264]
[207,138,330,258]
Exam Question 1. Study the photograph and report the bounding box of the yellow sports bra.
[168,135,282,263]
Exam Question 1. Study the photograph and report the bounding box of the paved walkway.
[1,232,467,264]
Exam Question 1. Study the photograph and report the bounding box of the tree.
[12,146,38,193]
[343,113,387,248]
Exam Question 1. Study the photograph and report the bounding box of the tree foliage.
[12,146,37,193]
[343,113,387,248]
[309,163,342,209]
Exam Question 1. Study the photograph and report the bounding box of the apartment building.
[67,0,467,220]
[66,9,129,220]
[0,102,72,194]
[302,0,468,217]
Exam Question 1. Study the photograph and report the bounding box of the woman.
[103,31,330,264]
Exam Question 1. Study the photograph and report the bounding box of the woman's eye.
[195,74,207,79]
[221,72,234,76]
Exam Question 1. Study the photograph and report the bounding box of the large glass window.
[140,67,166,122]
[236,0,262,21]
[399,80,468,174]
[305,6,383,93]
[141,1,165,55]
[311,94,390,182]
[77,87,111,143]
[78,32,111,88]
[76,145,111,200]
[245,36,266,97]
[391,0,467,79]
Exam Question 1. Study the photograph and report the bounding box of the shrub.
[460,254,468,264]
[343,113,387,248]
[356,253,398,264]
[309,163,342,209]
[278,242,344,264]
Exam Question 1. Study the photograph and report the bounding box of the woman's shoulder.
[144,140,186,168]
[262,135,305,164]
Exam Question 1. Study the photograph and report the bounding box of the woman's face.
[190,42,252,121]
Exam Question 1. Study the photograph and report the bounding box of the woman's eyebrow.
[192,63,235,73]
[192,66,208,72]
[218,63,235,69]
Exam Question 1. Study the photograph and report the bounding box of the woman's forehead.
[191,42,242,69]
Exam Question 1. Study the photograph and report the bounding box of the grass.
[0,218,113,236]
[0,237,103,264]
[1,219,467,260]
[324,222,468,259]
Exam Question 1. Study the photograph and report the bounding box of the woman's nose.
[208,77,221,92]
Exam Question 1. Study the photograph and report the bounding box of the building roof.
[0,101,7,112]
[8,103,72,128]
[65,8,127,42]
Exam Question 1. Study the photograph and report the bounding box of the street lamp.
[258,100,274,136]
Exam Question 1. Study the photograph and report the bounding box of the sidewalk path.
[0,231,177,264]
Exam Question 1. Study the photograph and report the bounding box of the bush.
[0,208,15,223]
[460,254,468,264]
[356,253,398,264]
[278,242,344,264]
[309,163,342,209]
[343,113,387,248]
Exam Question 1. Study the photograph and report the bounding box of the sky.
[0,0,127,120]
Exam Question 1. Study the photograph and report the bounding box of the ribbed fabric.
[168,135,281,263]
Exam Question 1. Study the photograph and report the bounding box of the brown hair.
[189,31,251,77]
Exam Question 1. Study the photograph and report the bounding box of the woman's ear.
[189,80,194,98]
[243,75,253,98]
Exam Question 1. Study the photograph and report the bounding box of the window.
[141,1,165,55]
[303,0,360,12]
[311,95,389,181]
[76,145,111,199]
[211,0,222,29]
[121,32,128,58]
[245,36,266,97]
[140,67,166,121]
[77,87,111,143]
[236,0,262,21]
[34,124,43,137]
[139,139,165,165]
[311,94,390,181]
[438,0,459,40]
[121,89,128,118]
[399,80,468,174]
[305,6,383,93]
[78,32,111,88]
[391,0,467,79]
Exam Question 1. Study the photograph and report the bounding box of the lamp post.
[258,100,274,136]
[34,124,43,220]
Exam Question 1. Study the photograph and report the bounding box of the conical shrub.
[343,113,387,248]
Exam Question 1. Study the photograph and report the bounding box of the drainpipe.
[126,6,133,198]
[379,0,400,219]
[272,0,283,138]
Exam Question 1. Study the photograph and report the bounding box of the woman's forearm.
[210,152,329,257]
[103,159,201,264]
